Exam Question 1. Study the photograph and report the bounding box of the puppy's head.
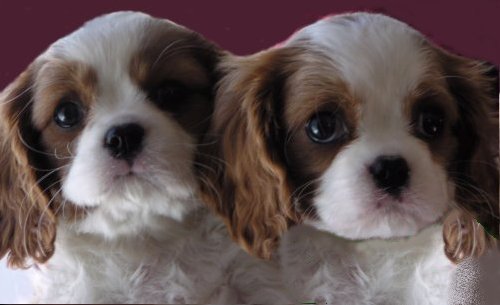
[199,13,498,260]
[0,11,220,267]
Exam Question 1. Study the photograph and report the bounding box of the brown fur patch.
[399,43,499,261]
[198,50,301,259]
[31,60,97,173]
[198,47,360,258]
[443,209,497,264]
[282,51,359,214]
[32,59,97,130]
[405,80,459,167]
[129,23,221,140]
[434,47,499,261]
[0,64,57,268]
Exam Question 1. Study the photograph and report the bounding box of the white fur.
[280,224,453,305]
[55,12,198,229]
[21,12,288,303]
[288,13,451,239]
[33,211,287,303]
[277,13,457,304]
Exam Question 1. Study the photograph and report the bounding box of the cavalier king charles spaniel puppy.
[199,12,499,303]
[0,11,287,303]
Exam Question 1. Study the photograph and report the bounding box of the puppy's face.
[0,12,219,267]
[285,16,460,240]
[200,13,498,260]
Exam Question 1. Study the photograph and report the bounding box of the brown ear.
[443,209,496,264]
[441,53,499,262]
[197,51,299,259]
[0,65,57,268]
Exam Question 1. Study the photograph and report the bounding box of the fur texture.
[200,11,498,261]
[280,224,453,305]
[0,11,288,303]
[198,12,499,303]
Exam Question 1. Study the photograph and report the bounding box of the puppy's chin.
[310,204,441,241]
[61,167,199,238]
[63,163,198,217]
[312,186,450,241]
[63,161,197,210]
[69,189,197,239]
[312,188,448,240]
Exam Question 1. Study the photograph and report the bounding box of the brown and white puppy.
[199,13,499,262]
[198,12,499,304]
[0,11,288,303]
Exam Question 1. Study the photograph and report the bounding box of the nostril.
[369,155,410,197]
[104,123,145,160]
[105,131,124,156]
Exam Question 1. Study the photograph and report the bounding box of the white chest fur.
[30,209,288,303]
[280,224,454,305]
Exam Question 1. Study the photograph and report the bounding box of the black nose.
[369,155,410,197]
[104,123,145,160]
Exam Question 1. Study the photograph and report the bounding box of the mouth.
[111,156,148,176]
[111,170,152,187]
[113,171,139,182]
[372,189,408,209]
[367,192,422,224]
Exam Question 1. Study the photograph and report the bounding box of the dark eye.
[54,101,83,129]
[149,83,188,112]
[306,111,348,144]
[417,109,445,139]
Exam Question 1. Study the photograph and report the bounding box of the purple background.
[0,1,499,89]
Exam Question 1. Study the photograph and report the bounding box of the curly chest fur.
[30,215,241,304]
[280,224,455,305]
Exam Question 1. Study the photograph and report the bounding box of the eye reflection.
[54,100,83,129]
[305,111,348,144]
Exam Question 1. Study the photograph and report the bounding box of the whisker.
[0,83,36,106]
[16,128,62,158]
[152,39,185,68]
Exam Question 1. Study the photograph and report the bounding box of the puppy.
[0,11,287,303]
[199,12,499,303]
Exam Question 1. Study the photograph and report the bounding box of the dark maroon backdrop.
[1,1,499,89]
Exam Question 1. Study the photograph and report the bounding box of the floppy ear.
[443,209,495,264]
[0,65,57,268]
[441,53,499,263]
[197,51,299,259]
